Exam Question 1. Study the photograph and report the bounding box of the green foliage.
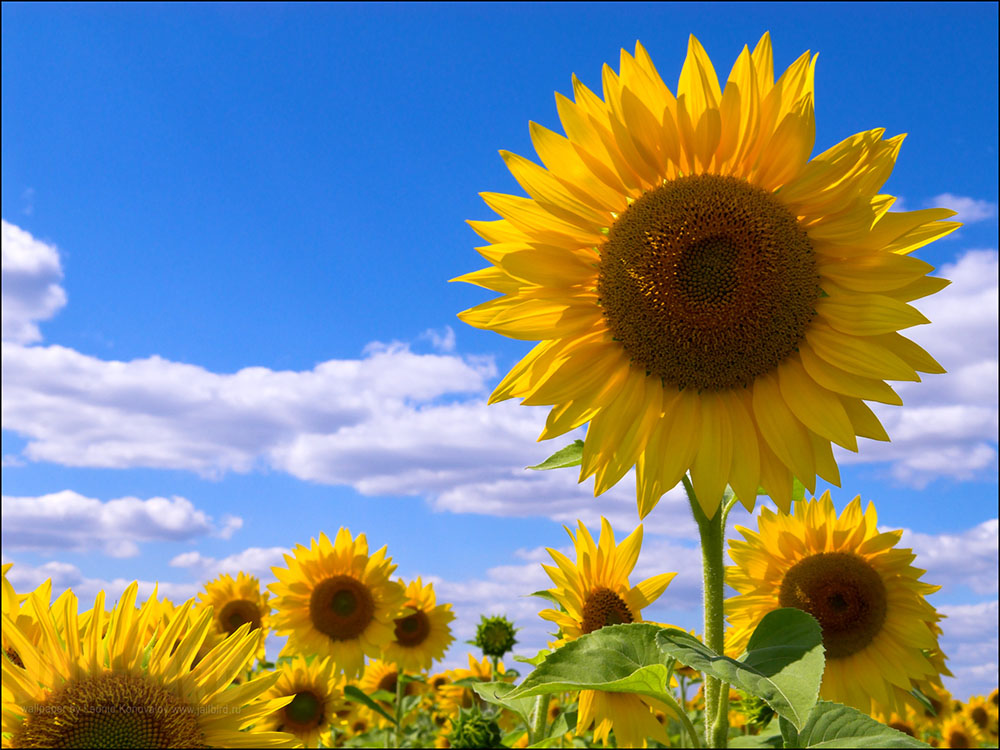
[343,684,397,726]
[448,706,504,748]
[794,701,932,748]
[526,440,584,470]
[473,681,538,728]
[656,608,825,731]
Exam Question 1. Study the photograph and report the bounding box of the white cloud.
[2,558,198,605]
[168,547,290,581]
[1,220,66,344]
[835,250,999,486]
[419,325,456,353]
[1,491,240,558]
[897,519,999,595]
[929,194,997,224]
[938,600,999,699]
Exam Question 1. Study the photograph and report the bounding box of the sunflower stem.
[682,474,730,748]
[393,671,404,749]
[528,694,550,745]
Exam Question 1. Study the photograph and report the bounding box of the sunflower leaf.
[527,440,584,470]
[796,700,931,747]
[504,623,671,701]
[343,685,397,726]
[656,608,825,731]
[473,681,537,727]
[792,477,806,503]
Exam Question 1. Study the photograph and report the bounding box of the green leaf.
[343,685,397,726]
[527,589,562,605]
[907,686,935,715]
[527,440,584,470]
[729,733,783,748]
[796,701,931,748]
[506,623,672,702]
[656,608,825,731]
[514,648,552,667]
[473,681,537,727]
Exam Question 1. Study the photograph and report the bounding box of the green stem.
[659,686,702,749]
[393,671,405,749]
[528,694,551,745]
[682,474,730,749]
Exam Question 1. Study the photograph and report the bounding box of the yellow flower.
[2,582,298,748]
[726,492,948,715]
[539,517,676,747]
[964,694,999,738]
[357,658,426,728]
[258,655,347,746]
[197,571,271,661]
[380,577,455,673]
[269,528,405,679]
[454,33,957,520]
[940,713,985,748]
[437,654,506,714]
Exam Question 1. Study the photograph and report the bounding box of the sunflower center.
[394,610,431,647]
[310,575,375,641]
[218,599,262,636]
[970,706,988,728]
[947,727,971,748]
[11,672,204,748]
[6,647,24,668]
[598,174,820,391]
[581,587,634,634]
[778,552,888,658]
[282,691,324,731]
[376,673,398,694]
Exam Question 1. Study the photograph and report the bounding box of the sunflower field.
[3,28,998,750]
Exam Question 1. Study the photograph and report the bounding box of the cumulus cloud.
[2,558,198,604]
[835,250,999,486]
[168,547,290,581]
[938,600,999,699]
[419,325,457,353]
[929,194,997,224]
[1,491,241,558]
[897,519,999,596]
[1,220,66,343]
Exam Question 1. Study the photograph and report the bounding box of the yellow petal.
[751,372,816,491]
[778,356,857,451]
[798,339,903,405]
[805,321,920,382]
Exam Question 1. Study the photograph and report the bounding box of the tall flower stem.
[528,694,551,745]
[682,475,730,748]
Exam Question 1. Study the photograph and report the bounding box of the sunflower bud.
[472,614,518,658]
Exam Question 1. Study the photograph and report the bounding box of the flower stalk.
[683,475,730,748]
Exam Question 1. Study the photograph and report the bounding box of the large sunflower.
[258,655,347,747]
[454,33,957,519]
[538,517,676,747]
[269,528,405,679]
[197,572,271,661]
[726,492,947,716]
[2,582,298,748]
[379,577,455,673]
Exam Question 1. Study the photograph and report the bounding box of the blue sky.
[3,2,997,698]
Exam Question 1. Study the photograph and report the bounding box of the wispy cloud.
[1,491,242,558]
[929,194,997,224]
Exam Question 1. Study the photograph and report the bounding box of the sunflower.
[379,577,455,673]
[437,654,506,715]
[358,658,426,728]
[454,33,957,520]
[258,655,347,746]
[2,566,49,669]
[726,492,947,716]
[940,713,985,749]
[963,694,999,738]
[538,517,676,747]
[197,571,271,661]
[2,581,298,748]
[269,528,405,679]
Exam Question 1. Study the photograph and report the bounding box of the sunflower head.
[380,576,455,673]
[197,571,271,661]
[447,707,503,749]
[258,654,347,746]
[940,713,985,749]
[538,517,675,644]
[455,33,957,520]
[473,614,518,658]
[727,492,948,715]
[269,528,406,679]
[2,581,299,748]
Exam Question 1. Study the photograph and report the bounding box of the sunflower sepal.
[656,608,825,732]
[526,439,584,470]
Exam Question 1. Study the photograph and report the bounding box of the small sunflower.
[726,492,947,715]
[964,694,999,738]
[197,571,271,661]
[380,577,455,673]
[258,655,347,746]
[358,658,426,727]
[454,33,957,520]
[538,517,677,747]
[940,713,985,749]
[2,582,298,748]
[269,528,405,679]
[438,654,506,715]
